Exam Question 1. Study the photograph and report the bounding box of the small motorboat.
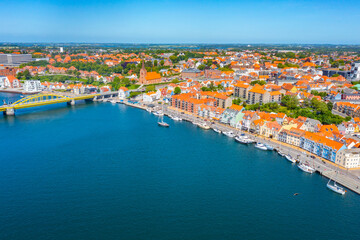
[297,162,315,174]
[213,128,222,134]
[197,122,211,130]
[327,181,346,195]
[277,150,285,157]
[153,111,164,116]
[171,115,182,121]
[264,143,274,150]
[255,142,268,150]
[243,135,255,143]
[285,154,296,163]
[235,136,251,144]
[146,108,152,113]
[223,131,235,138]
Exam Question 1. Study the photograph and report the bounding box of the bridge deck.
[0,93,100,112]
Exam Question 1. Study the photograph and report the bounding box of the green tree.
[174,87,181,95]
[197,64,206,70]
[281,95,299,110]
[327,101,334,111]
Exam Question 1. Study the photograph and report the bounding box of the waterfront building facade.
[335,148,360,168]
[23,80,41,92]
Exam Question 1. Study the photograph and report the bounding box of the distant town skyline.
[1,0,360,44]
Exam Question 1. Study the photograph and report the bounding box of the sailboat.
[157,105,169,127]
[327,172,346,195]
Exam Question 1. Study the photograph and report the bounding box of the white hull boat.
[298,163,315,173]
[153,111,164,116]
[197,123,211,130]
[223,131,235,138]
[171,116,182,121]
[285,155,296,163]
[235,136,251,144]
[255,142,268,150]
[213,128,222,134]
[327,182,346,195]
[158,121,169,127]
[277,150,285,157]
[264,143,274,150]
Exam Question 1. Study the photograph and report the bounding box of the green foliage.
[232,98,241,105]
[174,87,181,95]
[197,64,206,70]
[145,85,156,92]
[250,80,266,86]
[327,101,334,111]
[129,91,141,98]
[281,95,299,110]
[19,60,48,68]
[260,102,280,112]
[171,78,180,84]
[17,70,31,80]
[245,103,260,111]
[310,90,327,99]
[332,73,340,77]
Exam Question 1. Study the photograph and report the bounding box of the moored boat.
[197,122,211,130]
[255,142,268,150]
[285,154,296,163]
[171,115,182,121]
[264,143,274,150]
[327,181,346,195]
[298,162,315,173]
[223,131,235,138]
[153,111,164,116]
[277,150,285,157]
[213,128,222,134]
[235,136,251,144]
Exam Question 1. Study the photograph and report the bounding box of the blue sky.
[0,0,359,43]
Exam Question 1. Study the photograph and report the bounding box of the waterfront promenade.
[114,99,360,195]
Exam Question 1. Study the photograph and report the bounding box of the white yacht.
[243,135,255,143]
[171,115,182,121]
[223,131,235,138]
[146,108,152,113]
[235,136,251,144]
[153,111,164,116]
[213,128,222,134]
[264,143,274,150]
[255,142,268,150]
[197,122,211,130]
[285,154,296,163]
[298,162,316,174]
[277,150,285,157]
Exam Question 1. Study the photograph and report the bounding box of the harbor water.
[0,92,359,240]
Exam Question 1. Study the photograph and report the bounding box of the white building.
[350,62,360,81]
[118,87,129,99]
[0,76,6,88]
[23,80,41,92]
[335,148,360,169]
[60,47,64,53]
[143,91,161,103]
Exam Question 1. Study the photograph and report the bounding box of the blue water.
[0,92,359,240]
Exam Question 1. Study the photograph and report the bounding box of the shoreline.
[0,89,38,95]
[118,100,360,195]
